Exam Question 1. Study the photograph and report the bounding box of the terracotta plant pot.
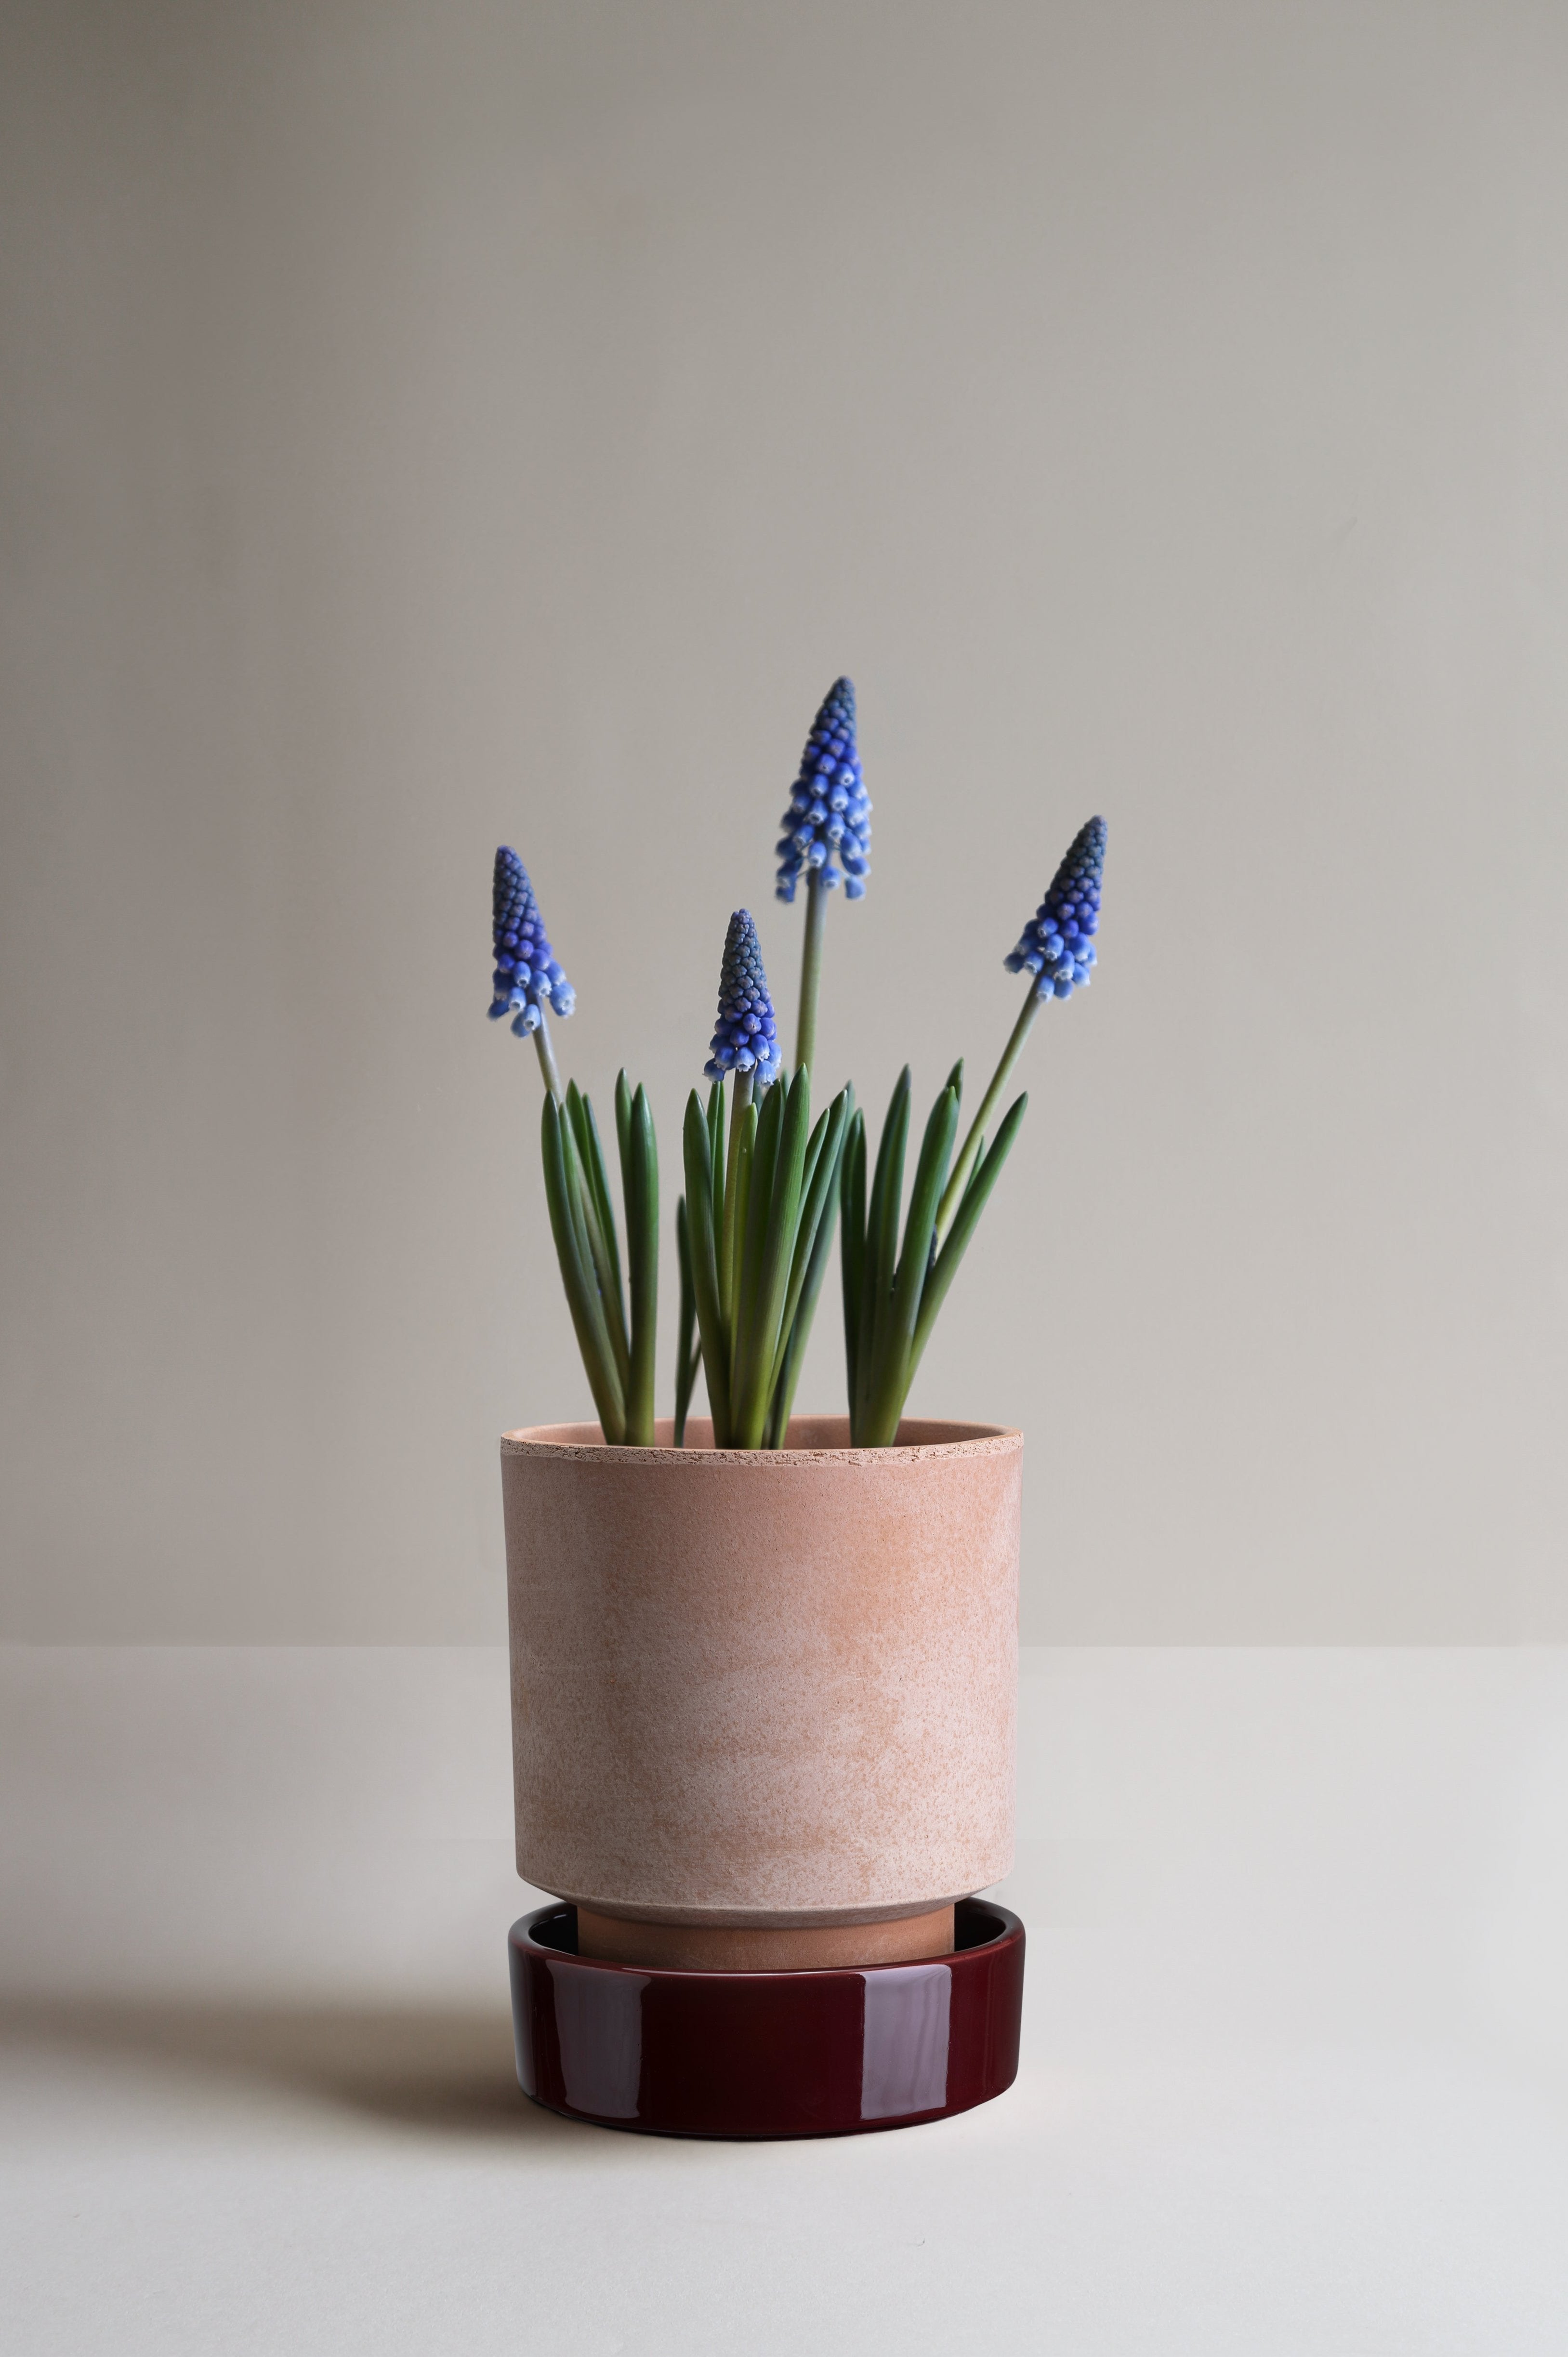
[500,1414,1021,1971]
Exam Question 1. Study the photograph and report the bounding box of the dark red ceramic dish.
[508,1896,1024,2139]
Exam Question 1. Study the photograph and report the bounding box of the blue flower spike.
[776,676,870,903]
[704,909,782,1087]
[1004,815,1107,1002]
[932,814,1107,1251]
[488,848,576,1038]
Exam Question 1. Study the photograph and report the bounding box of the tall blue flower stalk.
[776,678,870,1078]
[933,815,1107,1243]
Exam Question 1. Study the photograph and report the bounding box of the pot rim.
[500,1413,1021,1466]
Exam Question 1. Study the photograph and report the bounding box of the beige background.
[2,0,1566,1643]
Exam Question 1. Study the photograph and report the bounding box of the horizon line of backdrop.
[3,0,1567,1644]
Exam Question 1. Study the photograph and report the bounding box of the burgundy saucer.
[508,1896,1024,2139]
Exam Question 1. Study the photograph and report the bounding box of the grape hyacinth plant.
[489,682,1106,1449]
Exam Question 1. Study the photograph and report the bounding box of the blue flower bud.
[1005,816,1108,1005]
[775,678,871,904]
[704,910,783,1087]
[490,849,574,1042]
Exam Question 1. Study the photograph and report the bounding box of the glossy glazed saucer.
[508,1895,1024,2139]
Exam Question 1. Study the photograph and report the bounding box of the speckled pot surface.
[500,1415,1021,1934]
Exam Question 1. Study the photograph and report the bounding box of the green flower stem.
[532,1007,564,1102]
[934,982,1038,1246]
[794,868,829,1078]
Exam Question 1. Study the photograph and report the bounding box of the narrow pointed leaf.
[732,1086,780,1429]
[737,1067,811,1442]
[909,1093,1029,1376]
[858,1069,909,1433]
[840,1109,867,1429]
[865,1081,959,1441]
[622,1083,659,1445]
[768,1089,848,1404]
[674,1195,700,1447]
[766,1167,843,1447]
[615,1070,632,1171]
[564,1082,629,1388]
[541,1096,625,1442]
[682,1089,730,1444]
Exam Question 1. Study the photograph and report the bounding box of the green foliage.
[540,1072,658,1446]
[679,1069,852,1448]
[841,1064,1028,1447]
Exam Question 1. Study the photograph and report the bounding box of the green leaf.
[766,1185,840,1447]
[908,1092,1029,1379]
[674,1194,699,1446]
[736,1068,812,1444]
[863,1081,959,1444]
[541,1095,626,1443]
[767,1088,848,1403]
[615,1069,632,1171]
[564,1081,629,1389]
[857,1069,910,1436]
[840,1108,867,1426]
[682,1089,731,1445]
[765,1089,850,1443]
[621,1082,659,1445]
[732,1083,781,1430]
[720,1081,755,1329]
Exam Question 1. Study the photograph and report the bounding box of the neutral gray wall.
[3,0,1566,1642]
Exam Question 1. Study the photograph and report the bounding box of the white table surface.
[4,1644,1568,2354]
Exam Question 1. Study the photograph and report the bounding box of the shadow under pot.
[500,1415,1021,1974]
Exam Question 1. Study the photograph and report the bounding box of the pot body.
[501,1415,1020,1936]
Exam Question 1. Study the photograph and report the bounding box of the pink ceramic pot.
[500,1414,1020,1970]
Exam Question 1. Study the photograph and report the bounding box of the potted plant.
[491,681,1106,2135]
